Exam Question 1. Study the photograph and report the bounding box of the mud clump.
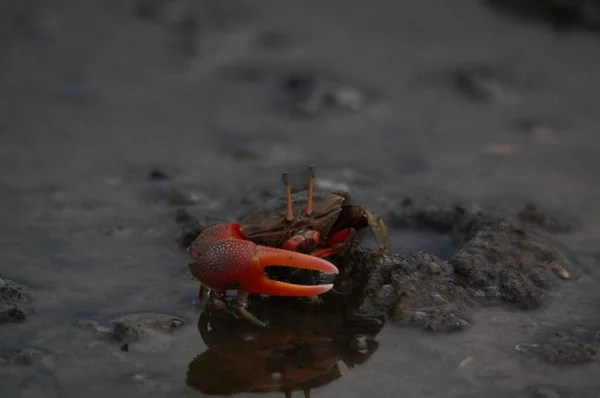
[517,202,574,233]
[349,250,471,332]
[78,313,185,352]
[282,72,369,116]
[386,196,471,233]
[134,0,254,58]
[537,340,597,364]
[340,196,576,332]
[0,348,46,367]
[517,329,598,365]
[484,0,600,33]
[174,208,205,249]
[0,278,31,324]
[450,64,530,103]
[146,168,171,181]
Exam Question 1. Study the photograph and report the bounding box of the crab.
[187,165,390,327]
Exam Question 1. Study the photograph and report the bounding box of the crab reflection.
[186,302,384,397]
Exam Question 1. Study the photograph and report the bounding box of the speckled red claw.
[189,238,339,297]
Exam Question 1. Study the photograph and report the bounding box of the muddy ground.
[1,0,600,397]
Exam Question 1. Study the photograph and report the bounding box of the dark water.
[1,0,600,397]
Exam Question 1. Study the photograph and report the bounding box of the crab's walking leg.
[196,285,210,311]
[282,172,294,222]
[208,290,226,310]
[310,228,357,258]
[235,291,267,327]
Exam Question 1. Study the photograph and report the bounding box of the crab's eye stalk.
[305,165,315,216]
[282,172,294,222]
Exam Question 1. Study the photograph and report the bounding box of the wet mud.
[2,0,600,397]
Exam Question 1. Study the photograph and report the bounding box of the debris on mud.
[517,202,574,233]
[186,306,383,396]
[78,313,185,352]
[531,387,561,398]
[0,348,46,367]
[516,329,598,365]
[165,187,199,207]
[450,64,532,103]
[0,277,31,324]
[133,0,254,57]
[282,72,369,116]
[511,118,562,139]
[146,168,171,182]
[484,0,600,33]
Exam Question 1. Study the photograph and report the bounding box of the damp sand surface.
[1,0,600,397]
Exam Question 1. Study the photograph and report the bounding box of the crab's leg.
[282,172,294,222]
[310,228,356,258]
[189,238,339,297]
[235,291,267,327]
[196,285,210,310]
[304,165,315,216]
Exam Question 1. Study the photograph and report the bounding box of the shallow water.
[1,0,600,397]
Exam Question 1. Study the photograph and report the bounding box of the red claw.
[188,223,246,259]
[188,224,339,297]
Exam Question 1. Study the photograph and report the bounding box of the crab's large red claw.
[189,239,339,297]
[188,223,246,260]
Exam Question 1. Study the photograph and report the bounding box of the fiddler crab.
[187,165,390,327]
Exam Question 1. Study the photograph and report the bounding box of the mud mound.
[336,197,576,332]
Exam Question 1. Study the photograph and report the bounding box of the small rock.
[283,74,316,102]
[322,87,366,112]
[147,168,171,181]
[0,279,31,324]
[281,71,371,117]
[532,387,561,398]
[452,65,519,103]
[166,187,197,206]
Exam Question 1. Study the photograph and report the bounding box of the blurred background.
[1,0,599,397]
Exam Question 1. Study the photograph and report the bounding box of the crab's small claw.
[364,209,391,252]
[189,238,339,297]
